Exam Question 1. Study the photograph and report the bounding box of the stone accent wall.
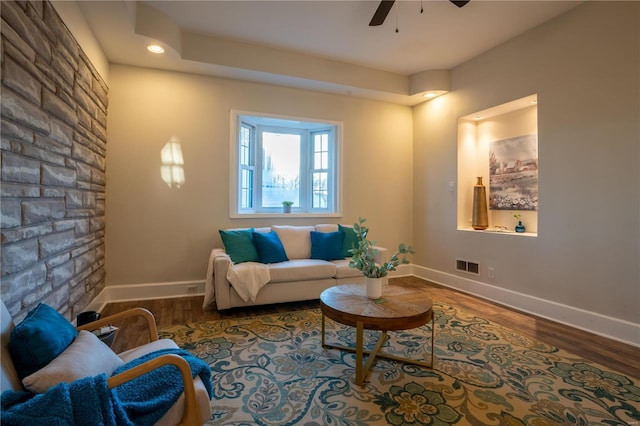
[1,1,108,322]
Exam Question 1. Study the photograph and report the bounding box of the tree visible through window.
[262,132,300,207]
[232,113,340,215]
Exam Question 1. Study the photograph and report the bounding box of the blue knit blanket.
[1,348,213,426]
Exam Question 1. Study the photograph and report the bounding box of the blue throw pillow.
[9,303,78,379]
[338,224,358,258]
[310,231,345,261]
[252,231,289,264]
[219,228,259,263]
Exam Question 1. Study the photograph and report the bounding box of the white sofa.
[204,224,387,310]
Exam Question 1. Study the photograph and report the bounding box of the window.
[231,112,341,216]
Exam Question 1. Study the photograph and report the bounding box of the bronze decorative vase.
[472,177,488,230]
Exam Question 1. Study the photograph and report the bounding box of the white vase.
[365,277,384,299]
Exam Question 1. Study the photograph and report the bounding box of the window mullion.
[255,126,264,211]
[300,130,309,212]
[327,129,335,211]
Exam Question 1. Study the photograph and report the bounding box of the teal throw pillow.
[252,231,289,264]
[310,231,345,261]
[338,224,358,258]
[219,228,259,264]
[9,303,78,379]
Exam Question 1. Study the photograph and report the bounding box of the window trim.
[229,110,343,219]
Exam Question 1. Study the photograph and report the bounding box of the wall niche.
[457,94,538,236]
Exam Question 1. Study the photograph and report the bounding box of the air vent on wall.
[456,259,479,275]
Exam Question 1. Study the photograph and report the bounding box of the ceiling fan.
[369,0,470,26]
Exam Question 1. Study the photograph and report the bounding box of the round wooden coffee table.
[320,283,435,386]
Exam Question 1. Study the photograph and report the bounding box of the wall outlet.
[488,267,495,278]
[186,285,198,293]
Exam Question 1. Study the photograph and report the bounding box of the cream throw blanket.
[204,249,271,308]
[226,262,271,302]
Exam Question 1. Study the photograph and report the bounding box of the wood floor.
[100,276,640,379]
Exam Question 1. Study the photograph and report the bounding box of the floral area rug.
[159,304,640,425]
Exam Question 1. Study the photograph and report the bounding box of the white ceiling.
[77,0,581,105]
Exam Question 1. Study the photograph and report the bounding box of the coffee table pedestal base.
[321,313,435,386]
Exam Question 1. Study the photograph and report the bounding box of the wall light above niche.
[161,137,185,189]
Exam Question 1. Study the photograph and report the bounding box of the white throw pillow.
[22,330,123,393]
[272,225,314,259]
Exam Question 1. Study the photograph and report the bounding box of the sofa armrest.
[213,253,233,310]
[372,246,388,265]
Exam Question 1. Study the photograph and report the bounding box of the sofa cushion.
[272,225,314,259]
[339,224,359,258]
[332,258,363,279]
[219,228,259,264]
[315,224,338,233]
[252,231,289,263]
[9,303,78,379]
[310,231,344,261]
[22,330,123,393]
[268,259,337,283]
[118,338,179,363]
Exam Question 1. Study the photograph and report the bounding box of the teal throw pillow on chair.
[9,303,78,379]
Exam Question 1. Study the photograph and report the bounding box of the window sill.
[230,212,343,219]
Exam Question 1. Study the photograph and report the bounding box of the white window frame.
[229,110,342,218]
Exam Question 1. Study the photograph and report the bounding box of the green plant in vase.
[348,217,414,278]
[282,200,294,213]
[513,213,525,233]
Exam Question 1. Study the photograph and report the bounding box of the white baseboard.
[85,265,638,348]
[86,280,205,313]
[411,264,640,348]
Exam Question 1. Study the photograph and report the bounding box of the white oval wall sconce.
[423,90,447,99]
[147,44,165,54]
[409,70,451,101]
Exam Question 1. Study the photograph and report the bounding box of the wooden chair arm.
[76,308,159,342]
[107,354,201,426]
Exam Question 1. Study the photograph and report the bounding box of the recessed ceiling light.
[147,44,164,54]
[422,90,448,100]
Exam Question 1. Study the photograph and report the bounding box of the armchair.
[1,300,212,425]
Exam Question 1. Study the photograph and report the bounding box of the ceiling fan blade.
[369,0,395,26]
[450,0,470,7]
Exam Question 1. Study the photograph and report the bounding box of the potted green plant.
[348,217,414,299]
[282,200,294,213]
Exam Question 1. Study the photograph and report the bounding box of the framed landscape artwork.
[489,134,538,211]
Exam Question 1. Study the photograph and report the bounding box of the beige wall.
[413,2,639,323]
[106,66,414,285]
